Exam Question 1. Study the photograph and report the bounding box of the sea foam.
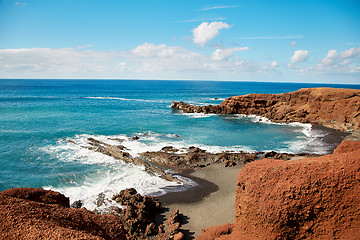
[41,136,195,212]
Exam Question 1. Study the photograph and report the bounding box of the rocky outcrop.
[141,148,317,169]
[0,187,184,240]
[140,148,257,169]
[0,188,128,239]
[0,187,70,208]
[172,88,360,131]
[197,140,360,239]
[84,137,317,172]
[85,137,181,183]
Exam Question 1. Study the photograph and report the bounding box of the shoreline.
[155,125,359,239]
[157,163,245,239]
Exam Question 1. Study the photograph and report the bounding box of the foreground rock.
[172,87,360,131]
[0,187,183,240]
[197,140,360,239]
[0,188,128,239]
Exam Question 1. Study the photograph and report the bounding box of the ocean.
[1,79,359,211]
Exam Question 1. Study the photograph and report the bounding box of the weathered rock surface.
[0,187,184,240]
[197,140,360,239]
[0,188,128,239]
[0,187,70,208]
[86,137,181,183]
[140,150,257,169]
[172,88,360,131]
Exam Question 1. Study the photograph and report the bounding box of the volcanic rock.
[85,137,182,183]
[140,148,257,169]
[172,88,360,131]
[197,140,360,239]
[0,187,70,208]
[0,187,184,240]
[0,188,128,239]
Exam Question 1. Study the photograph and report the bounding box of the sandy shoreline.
[155,126,360,239]
[157,163,244,239]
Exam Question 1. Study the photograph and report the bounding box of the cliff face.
[197,140,360,240]
[172,88,360,131]
[0,188,183,240]
[0,188,127,240]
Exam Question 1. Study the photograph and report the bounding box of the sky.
[0,0,360,83]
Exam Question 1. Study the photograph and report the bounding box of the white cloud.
[199,5,240,11]
[2,45,271,78]
[193,21,230,46]
[290,41,297,47]
[211,47,249,61]
[316,47,360,74]
[290,50,309,63]
[0,47,122,78]
[292,46,360,75]
[339,47,360,59]
[319,50,337,66]
[14,2,26,7]
[123,43,276,75]
[271,61,279,67]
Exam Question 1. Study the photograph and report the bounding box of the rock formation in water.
[197,140,360,240]
[0,187,183,240]
[172,87,360,131]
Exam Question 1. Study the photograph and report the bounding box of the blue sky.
[0,0,360,83]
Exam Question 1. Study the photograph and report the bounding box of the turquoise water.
[1,79,359,209]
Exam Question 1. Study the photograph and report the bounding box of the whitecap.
[84,96,168,103]
[40,136,196,212]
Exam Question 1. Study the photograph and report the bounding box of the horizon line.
[0,78,359,85]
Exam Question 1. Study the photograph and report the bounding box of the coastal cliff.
[0,188,183,240]
[197,140,360,240]
[172,87,360,131]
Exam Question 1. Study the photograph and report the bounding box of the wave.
[41,136,195,212]
[182,113,217,118]
[40,119,334,211]
[235,115,331,154]
[84,96,168,103]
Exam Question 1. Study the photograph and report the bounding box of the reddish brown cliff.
[197,140,360,240]
[172,88,360,131]
[0,188,183,240]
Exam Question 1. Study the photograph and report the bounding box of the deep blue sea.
[1,79,360,210]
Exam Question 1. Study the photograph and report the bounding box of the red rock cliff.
[197,140,360,240]
[172,88,360,131]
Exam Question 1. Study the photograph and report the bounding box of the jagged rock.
[71,200,83,209]
[0,187,185,239]
[85,138,182,183]
[161,146,179,152]
[112,188,162,237]
[0,188,128,239]
[140,147,257,169]
[172,88,360,131]
[198,140,360,239]
[224,160,236,167]
[0,187,70,208]
[156,209,183,240]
